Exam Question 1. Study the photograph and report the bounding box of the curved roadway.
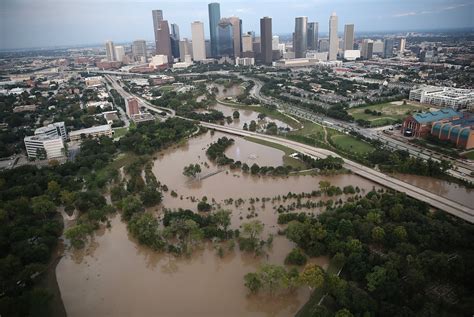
[200,122,474,224]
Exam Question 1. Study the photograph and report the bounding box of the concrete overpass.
[200,122,474,224]
[105,73,474,223]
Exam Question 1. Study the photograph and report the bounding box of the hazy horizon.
[1,0,473,50]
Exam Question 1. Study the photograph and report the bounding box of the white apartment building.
[68,125,113,141]
[35,122,67,141]
[409,85,474,109]
[24,135,65,159]
[235,57,255,66]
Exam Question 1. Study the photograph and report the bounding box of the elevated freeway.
[200,122,474,224]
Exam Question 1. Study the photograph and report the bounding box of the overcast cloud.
[1,0,473,49]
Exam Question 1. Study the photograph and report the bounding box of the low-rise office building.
[24,134,65,159]
[401,108,461,137]
[409,85,474,110]
[431,116,474,149]
[69,125,113,141]
[35,122,68,141]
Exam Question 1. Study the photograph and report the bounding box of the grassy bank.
[244,136,307,170]
[217,100,302,129]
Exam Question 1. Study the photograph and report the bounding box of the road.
[105,73,474,223]
[106,75,176,117]
[199,122,474,224]
[240,74,474,183]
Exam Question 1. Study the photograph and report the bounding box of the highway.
[241,74,474,183]
[105,73,474,223]
[199,122,474,224]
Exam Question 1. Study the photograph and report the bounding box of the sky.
[1,0,473,50]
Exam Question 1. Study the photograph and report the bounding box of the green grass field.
[464,151,474,160]
[348,101,430,127]
[113,127,128,138]
[330,134,375,155]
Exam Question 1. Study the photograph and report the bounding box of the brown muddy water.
[394,174,474,208]
[57,131,379,317]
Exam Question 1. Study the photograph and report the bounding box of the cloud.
[393,2,472,18]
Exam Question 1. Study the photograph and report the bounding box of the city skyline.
[1,0,473,50]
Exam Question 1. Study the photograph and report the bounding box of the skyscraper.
[152,10,172,62]
[272,36,279,51]
[217,18,234,57]
[294,17,308,58]
[399,38,406,52]
[105,41,116,61]
[191,21,206,61]
[307,22,319,51]
[132,40,147,62]
[343,24,355,51]
[361,39,373,59]
[228,17,242,58]
[170,23,180,59]
[179,38,193,61]
[208,3,221,58]
[383,38,394,58]
[328,12,339,61]
[114,46,125,62]
[260,17,272,65]
[242,33,253,52]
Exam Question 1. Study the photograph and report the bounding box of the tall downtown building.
[217,18,234,56]
[260,17,272,65]
[152,9,172,62]
[105,41,116,61]
[294,17,308,58]
[170,23,180,59]
[132,40,147,62]
[191,21,206,61]
[307,22,319,51]
[343,24,355,51]
[328,12,339,61]
[208,3,221,58]
[383,38,394,58]
[228,17,242,58]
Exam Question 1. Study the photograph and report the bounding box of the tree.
[213,209,231,233]
[371,226,385,242]
[393,225,408,242]
[46,181,61,201]
[121,195,144,221]
[197,201,211,212]
[244,272,262,293]
[250,163,260,175]
[164,219,203,255]
[335,309,354,317]
[241,163,250,173]
[319,180,331,193]
[300,264,325,290]
[233,110,240,119]
[259,264,287,294]
[239,220,264,253]
[31,195,56,220]
[285,248,308,265]
[140,186,162,207]
[243,123,248,130]
[257,113,266,120]
[249,120,257,132]
[183,163,202,179]
[366,266,387,292]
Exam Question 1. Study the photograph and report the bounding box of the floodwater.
[212,103,292,131]
[394,174,474,208]
[57,131,379,317]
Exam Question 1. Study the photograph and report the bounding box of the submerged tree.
[183,163,202,179]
